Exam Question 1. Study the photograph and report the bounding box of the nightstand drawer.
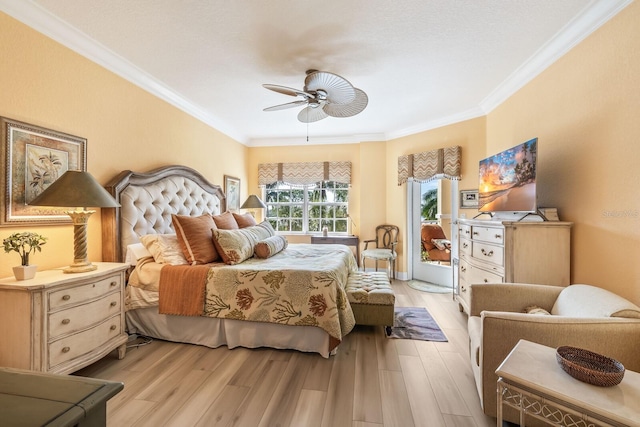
[48,274,121,310]
[48,315,123,369]
[48,291,122,339]
[468,265,503,284]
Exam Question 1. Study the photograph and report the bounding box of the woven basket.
[556,346,625,387]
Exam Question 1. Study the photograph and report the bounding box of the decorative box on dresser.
[455,219,572,314]
[0,262,129,374]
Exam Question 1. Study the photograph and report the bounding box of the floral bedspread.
[202,243,357,346]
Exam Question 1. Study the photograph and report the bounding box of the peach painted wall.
[0,13,246,278]
[485,1,640,304]
[386,117,487,273]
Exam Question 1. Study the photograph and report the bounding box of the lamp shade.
[240,195,267,209]
[29,170,119,208]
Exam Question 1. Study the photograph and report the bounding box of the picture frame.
[224,175,241,212]
[460,189,479,209]
[1,117,87,226]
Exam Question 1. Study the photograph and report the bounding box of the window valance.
[398,146,461,185]
[258,161,351,187]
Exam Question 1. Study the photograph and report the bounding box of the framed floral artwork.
[1,117,87,226]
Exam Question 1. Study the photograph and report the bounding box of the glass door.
[407,179,458,286]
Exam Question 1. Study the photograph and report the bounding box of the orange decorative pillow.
[232,212,257,228]
[254,235,288,259]
[172,214,219,264]
[212,211,239,229]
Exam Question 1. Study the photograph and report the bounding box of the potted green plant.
[3,232,47,280]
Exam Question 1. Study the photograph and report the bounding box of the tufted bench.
[346,271,395,326]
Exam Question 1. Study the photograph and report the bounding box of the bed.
[102,165,356,357]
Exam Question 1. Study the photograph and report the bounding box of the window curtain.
[397,146,461,185]
[258,161,351,187]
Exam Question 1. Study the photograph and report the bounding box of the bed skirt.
[126,307,335,358]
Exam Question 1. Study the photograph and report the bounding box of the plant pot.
[13,265,37,281]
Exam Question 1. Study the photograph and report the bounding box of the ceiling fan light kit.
[263,70,368,123]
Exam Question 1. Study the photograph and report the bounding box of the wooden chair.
[361,224,399,279]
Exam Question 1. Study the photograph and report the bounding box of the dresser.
[0,263,129,374]
[456,219,571,314]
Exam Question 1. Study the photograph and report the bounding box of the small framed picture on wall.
[224,175,241,212]
[460,189,479,208]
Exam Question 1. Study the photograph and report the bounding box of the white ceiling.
[0,1,632,146]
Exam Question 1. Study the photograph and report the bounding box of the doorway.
[407,179,458,286]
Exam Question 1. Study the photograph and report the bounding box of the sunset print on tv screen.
[478,138,537,212]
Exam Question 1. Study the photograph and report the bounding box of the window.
[264,181,349,234]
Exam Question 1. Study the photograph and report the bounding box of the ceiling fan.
[263,70,368,123]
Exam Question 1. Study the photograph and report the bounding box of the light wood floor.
[75,280,495,427]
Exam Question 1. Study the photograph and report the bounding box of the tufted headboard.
[102,165,226,262]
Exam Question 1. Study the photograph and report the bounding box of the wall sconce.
[29,170,120,273]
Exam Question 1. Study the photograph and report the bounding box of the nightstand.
[0,262,129,374]
[311,235,360,267]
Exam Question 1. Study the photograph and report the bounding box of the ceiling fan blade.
[304,71,355,105]
[324,88,368,118]
[263,100,308,112]
[297,105,328,123]
[262,84,313,98]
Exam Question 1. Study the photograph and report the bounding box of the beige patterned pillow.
[254,235,288,259]
[212,221,274,265]
[140,234,188,265]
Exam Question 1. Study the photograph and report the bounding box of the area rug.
[407,280,452,294]
[385,307,448,342]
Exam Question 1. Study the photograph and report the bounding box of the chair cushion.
[551,284,640,318]
[346,272,395,305]
[361,248,397,260]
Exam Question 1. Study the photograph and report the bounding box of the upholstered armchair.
[361,224,399,279]
[467,283,640,424]
[420,223,450,263]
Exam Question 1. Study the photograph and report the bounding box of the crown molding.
[247,133,386,147]
[479,0,633,114]
[385,107,486,141]
[0,0,248,144]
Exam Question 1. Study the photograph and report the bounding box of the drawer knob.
[110,301,117,307]
[460,266,466,272]
[484,279,489,283]
[110,281,117,287]
[62,295,71,301]
[495,234,502,239]
[472,231,478,235]
[62,347,70,353]
[110,325,117,331]
[462,243,468,248]
[465,230,470,234]
[480,248,494,257]
[461,286,467,292]
[62,319,70,325]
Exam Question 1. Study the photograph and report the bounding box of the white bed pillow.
[139,234,189,265]
[125,243,153,265]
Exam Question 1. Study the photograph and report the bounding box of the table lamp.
[240,195,267,218]
[29,170,120,273]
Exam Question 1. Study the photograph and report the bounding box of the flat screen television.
[478,138,538,213]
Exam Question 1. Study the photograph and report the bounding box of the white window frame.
[263,181,350,234]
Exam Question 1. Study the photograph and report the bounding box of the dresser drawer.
[459,258,469,282]
[468,265,503,284]
[48,315,123,369]
[458,278,470,307]
[49,291,122,339]
[459,224,472,239]
[49,274,121,310]
[472,241,504,267]
[460,237,472,257]
[471,226,504,244]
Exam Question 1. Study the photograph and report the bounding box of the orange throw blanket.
[158,265,210,316]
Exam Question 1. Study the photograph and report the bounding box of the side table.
[311,235,360,267]
[496,339,640,426]
[0,367,123,426]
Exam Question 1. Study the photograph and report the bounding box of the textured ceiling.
[0,1,632,145]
